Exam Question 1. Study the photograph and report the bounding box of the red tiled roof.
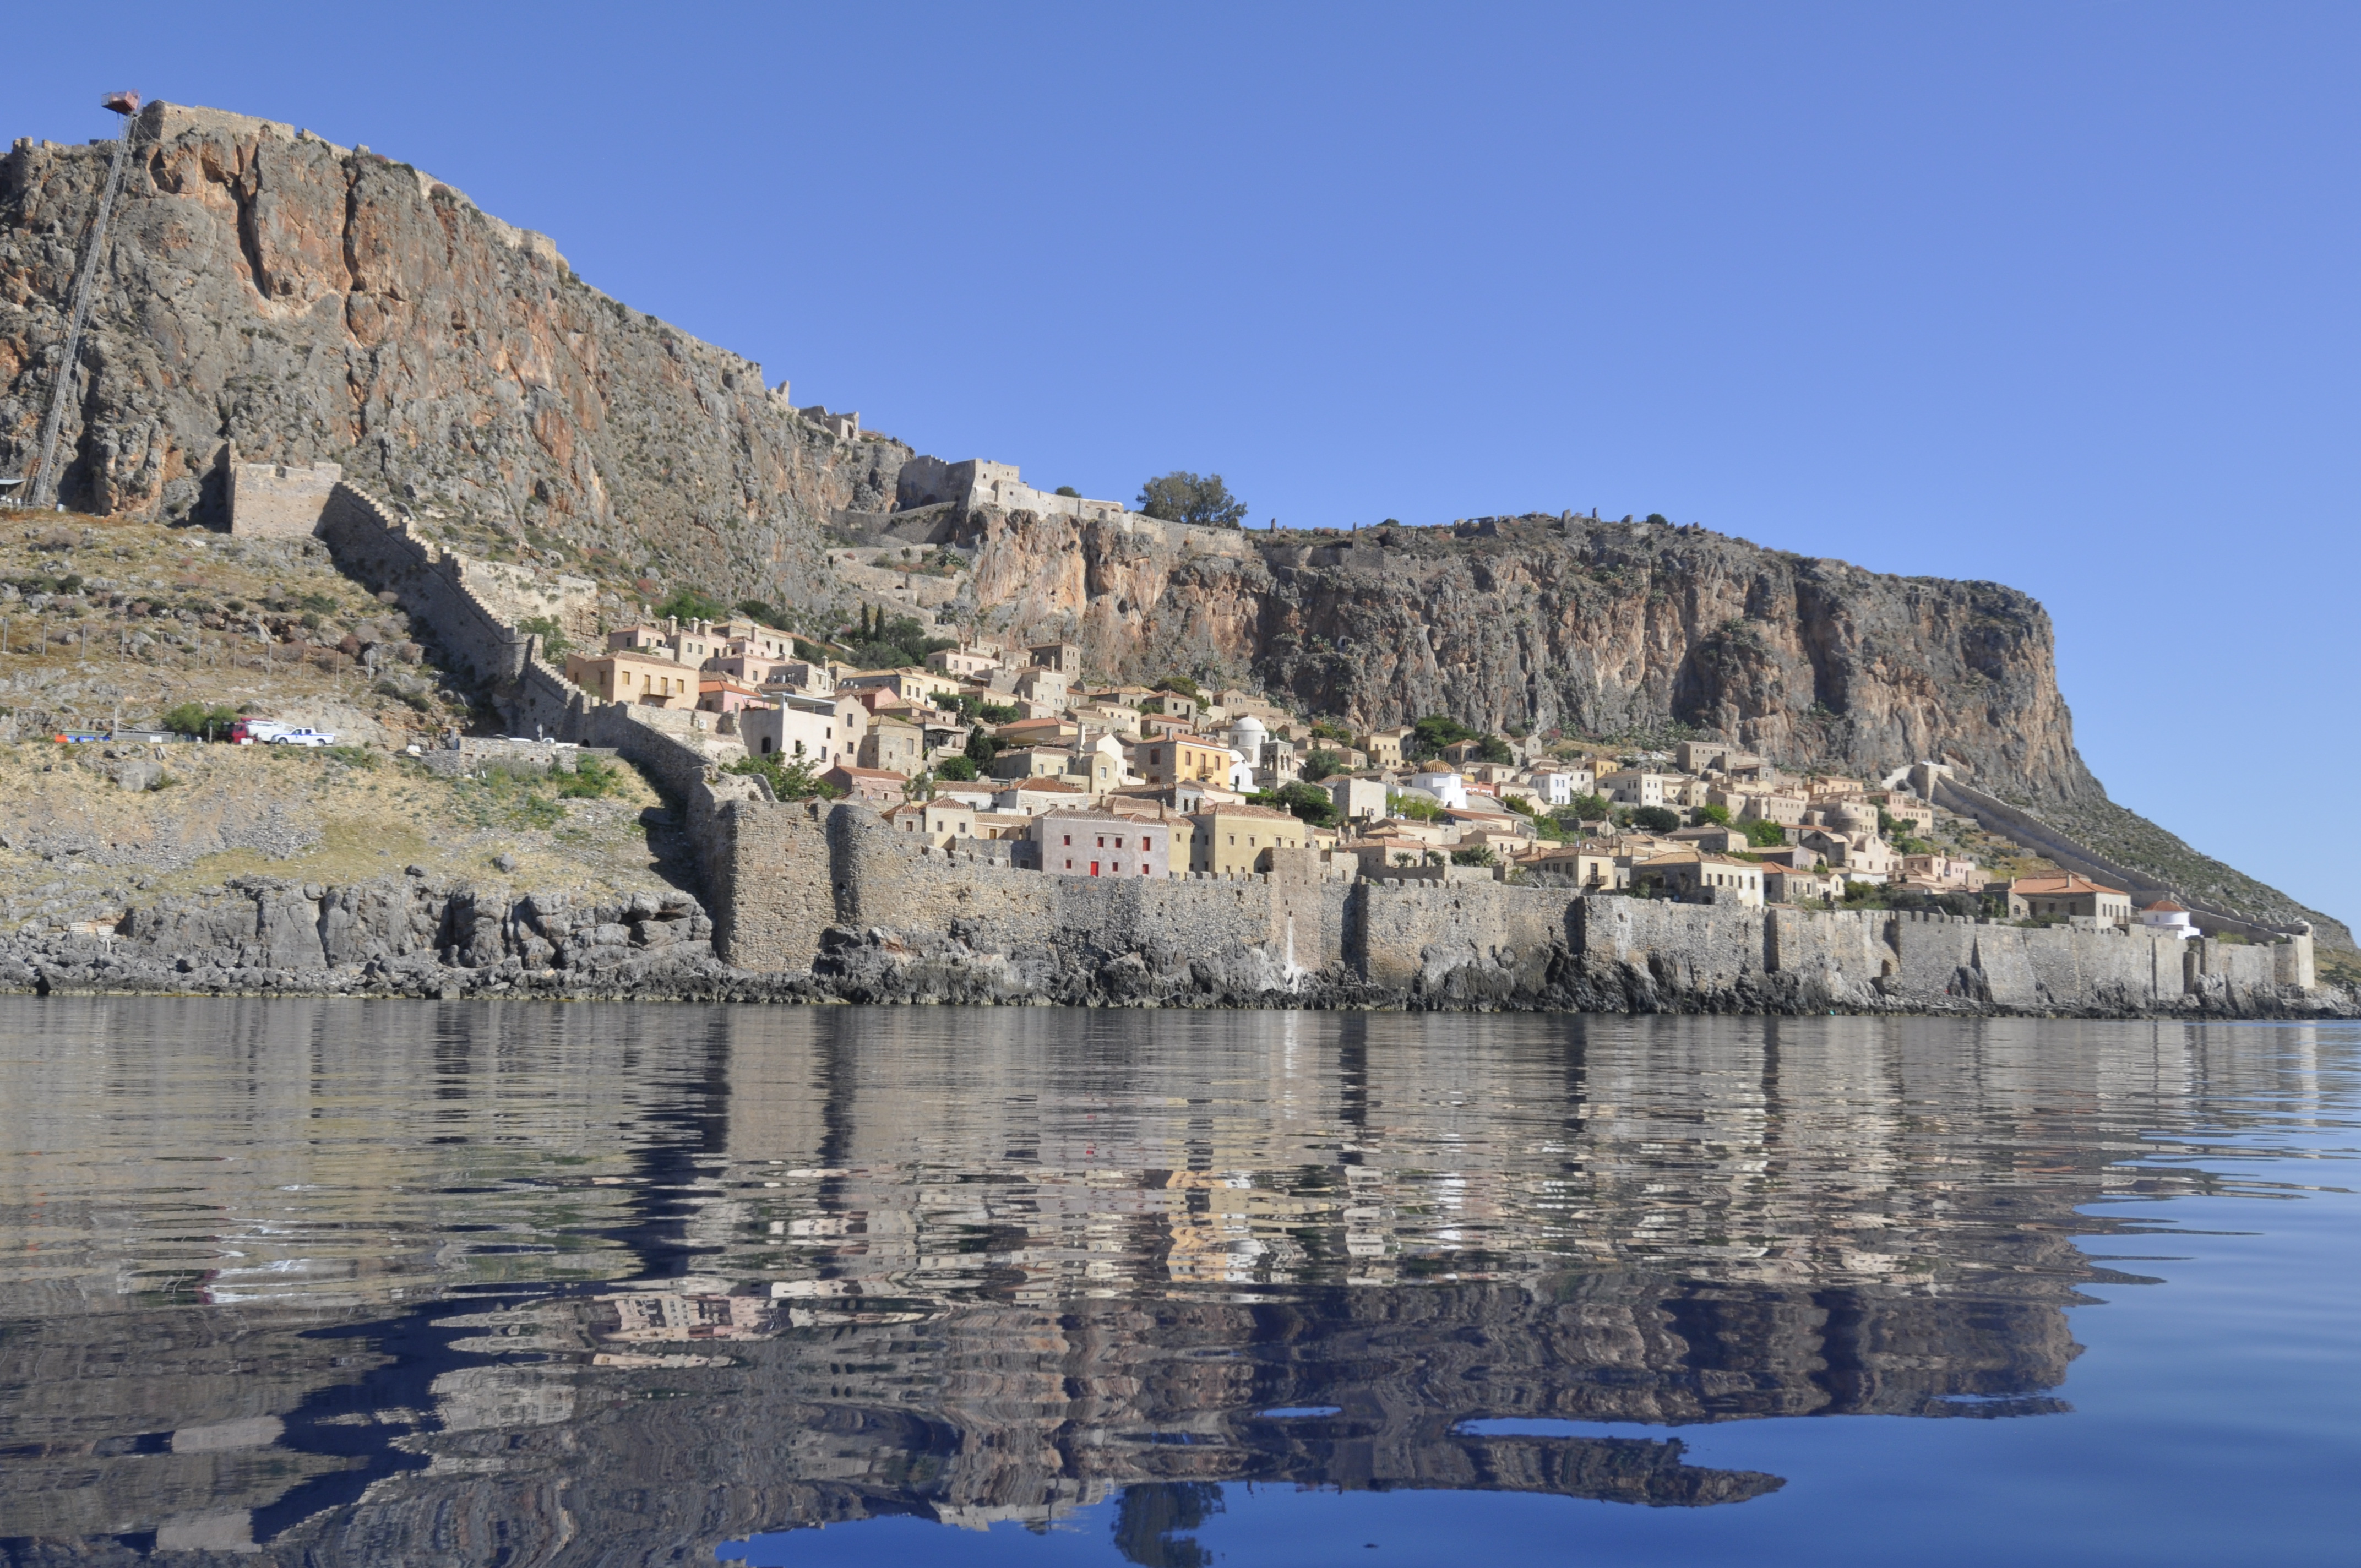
[2011,874,2125,896]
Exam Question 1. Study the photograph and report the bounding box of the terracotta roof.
[2010,874,2126,896]
[1003,777,1083,793]
[2141,899,2188,913]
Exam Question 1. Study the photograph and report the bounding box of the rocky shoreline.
[4,873,2351,1019]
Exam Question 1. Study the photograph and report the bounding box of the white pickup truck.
[269,728,338,747]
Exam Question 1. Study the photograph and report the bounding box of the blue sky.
[14,3,2357,929]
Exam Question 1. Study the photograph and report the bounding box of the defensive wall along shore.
[124,476,2317,1016]
[702,795,2316,1014]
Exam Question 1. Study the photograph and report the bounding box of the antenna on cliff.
[18,92,144,511]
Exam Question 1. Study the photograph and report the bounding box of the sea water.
[0,999,2352,1566]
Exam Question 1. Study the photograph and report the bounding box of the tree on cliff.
[1137,472,1247,529]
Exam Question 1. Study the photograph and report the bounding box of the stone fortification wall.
[314,481,737,799]
[227,458,341,537]
[1929,777,2298,943]
[705,797,2330,1017]
[316,482,530,693]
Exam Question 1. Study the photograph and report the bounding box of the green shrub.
[374,677,434,713]
[1407,715,1477,760]
[1743,818,1788,847]
[517,614,569,658]
[1136,471,1247,529]
[1152,673,1203,700]
[656,586,727,623]
[1303,748,1345,782]
[936,754,978,781]
[158,700,238,739]
[557,754,629,798]
[1695,803,1732,826]
[1388,791,1443,822]
[1630,805,1681,834]
[725,753,839,801]
[1569,792,1614,819]
[1450,845,1499,867]
[1259,782,1338,828]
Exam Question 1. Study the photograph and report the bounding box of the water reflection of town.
[0,999,2334,1564]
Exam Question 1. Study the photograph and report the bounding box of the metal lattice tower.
[23,94,143,511]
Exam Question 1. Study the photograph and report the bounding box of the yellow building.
[565,650,694,708]
[1132,736,1232,787]
[1187,804,1308,874]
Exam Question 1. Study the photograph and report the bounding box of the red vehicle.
[229,718,293,745]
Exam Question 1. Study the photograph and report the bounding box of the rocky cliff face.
[0,102,896,608]
[955,509,2082,797]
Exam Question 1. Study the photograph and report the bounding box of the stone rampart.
[699,796,2326,1016]
[1931,777,2294,943]
[315,482,531,693]
[228,458,342,537]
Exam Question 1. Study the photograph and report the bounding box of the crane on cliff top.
[9,91,144,510]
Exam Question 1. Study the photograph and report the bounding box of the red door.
[1090,862,1100,876]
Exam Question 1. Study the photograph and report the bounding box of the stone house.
[1667,823,1754,855]
[993,777,1089,815]
[2009,874,2132,922]
[1405,767,1470,810]
[755,658,834,696]
[1597,769,1671,808]
[820,764,907,804]
[740,692,868,767]
[1069,733,1136,795]
[1525,842,1626,890]
[696,676,764,715]
[1027,808,1171,879]
[995,717,1079,749]
[1898,853,1978,891]
[564,649,695,709]
[604,624,674,656]
[925,647,1002,679]
[883,798,979,846]
[1129,736,1232,787]
[1074,701,1145,738]
[1528,768,1591,805]
[1634,850,1765,908]
[841,668,962,706]
[715,617,799,663]
[1712,786,1807,826]
[1764,867,1843,905]
[1141,691,1199,721]
[1868,791,1938,835]
[1363,727,1412,770]
[1013,667,1069,707]
[1326,775,1391,821]
[858,717,925,776]
[1187,804,1309,875]
[1029,641,1084,676]
[988,744,1079,782]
